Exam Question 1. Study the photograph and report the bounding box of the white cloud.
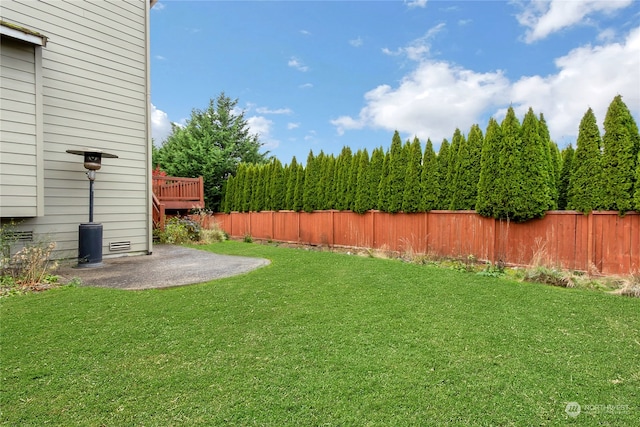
[516,0,632,43]
[299,83,314,89]
[300,30,311,36]
[332,26,640,146]
[150,104,172,145]
[152,2,165,11]
[331,61,509,142]
[382,23,445,61]
[458,19,472,26]
[288,57,309,72]
[349,36,363,47]
[287,122,300,130]
[155,55,167,61]
[247,116,279,150]
[256,107,293,115]
[405,0,427,8]
[508,25,640,142]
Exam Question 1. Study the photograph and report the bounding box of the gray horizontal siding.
[1,0,151,259]
[0,35,38,217]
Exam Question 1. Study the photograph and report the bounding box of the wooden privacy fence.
[208,210,640,276]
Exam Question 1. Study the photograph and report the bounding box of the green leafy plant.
[155,216,202,244]
[243,234,253,243]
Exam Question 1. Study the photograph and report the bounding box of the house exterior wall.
[0,0,152,258]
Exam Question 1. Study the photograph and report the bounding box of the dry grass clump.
[612,273,640,298]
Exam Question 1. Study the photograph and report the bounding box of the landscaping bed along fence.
[202,210,639,276]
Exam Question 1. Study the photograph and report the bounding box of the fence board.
[273,211,299,243]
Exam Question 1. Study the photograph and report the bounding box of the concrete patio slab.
[56,244,270,290]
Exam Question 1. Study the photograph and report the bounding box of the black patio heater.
[66,149,118,268]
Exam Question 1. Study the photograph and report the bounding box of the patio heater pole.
[66,149,118,268]
[89,176,94,223]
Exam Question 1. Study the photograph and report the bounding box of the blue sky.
[150,0,640,163]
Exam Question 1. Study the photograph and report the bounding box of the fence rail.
[152,176,204,210]
[209,210,640,276]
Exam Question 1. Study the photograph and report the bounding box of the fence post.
[587,213,594,273]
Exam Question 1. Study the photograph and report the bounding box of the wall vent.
[5,231,34,242]
[109,241,131,252]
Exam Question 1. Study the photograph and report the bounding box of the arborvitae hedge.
[445,129,464,209]
[558,145,574,211]
[436,139,450,210]
[285,157,298,209]
[402,137,422,213]
[451,124,482,210]
[568,108,602,213]
[540,114,559,209]
[518,107,552,220]
[387,131,405,213]
[420,138,440,212]
[221,95,639,218]
[476,118,502,218]
[354,149,371,214]
[601,95,638,213]
[369,147,384,210]
[377,151,390,211]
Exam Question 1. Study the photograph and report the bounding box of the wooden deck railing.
[152,176,204,210]
[152,193,166,230]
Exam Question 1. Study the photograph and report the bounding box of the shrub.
[155,216,202,244]
[1,222,59,296]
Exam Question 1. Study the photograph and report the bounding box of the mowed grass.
[1,241,639,426]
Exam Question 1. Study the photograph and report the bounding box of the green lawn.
[1,241,638,426]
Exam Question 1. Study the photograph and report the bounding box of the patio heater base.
[78,223,103,268]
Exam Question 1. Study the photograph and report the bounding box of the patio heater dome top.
[66,148,118,171]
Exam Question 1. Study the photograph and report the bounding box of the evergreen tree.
[251,165,265,212]
[567,108,602,213]
[222,175,234,213]
[451,125,482,210]
[601,95,638,212]
[292,164,304,212]
[335,147,353,210]
[377,151,391,211]
[496,107,527,221]
[354,149,372,214]
[437,139,450,209]
[420,138,440,212]
[156,93,268,210]
[387,131,406,213]
[539,114,558,209]
[476,118,502,217]
[402,137,423,213]
[321,155,336,210]
[303,150,319,212]
[445,129,465,209]
[269,158,285,211]
[518,107,552,220]
[557,144,574,210]
[549,140,562,209]
[346,151,361,210]
[368,147,385,210]
[233,163,247,212]
[242,165,255,212]
[285,157,298,210]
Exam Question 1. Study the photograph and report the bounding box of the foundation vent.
[109,241,131,252]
